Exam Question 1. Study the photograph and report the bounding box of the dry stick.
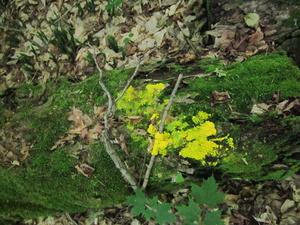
[114,58,141,103]
[142,73,183,190]
[88,44,139,191]
[115,49,154,103]
[100,131,138,191]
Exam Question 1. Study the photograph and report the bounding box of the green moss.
[0,144,129,220]
[183,51,300,117]
[221,140,278,180]
[198,58,224,73]
[0,70,132,220]
[220,113,300,180]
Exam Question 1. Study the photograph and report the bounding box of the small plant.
[75,0,84,18]
[51,27,80,62]
[123,33,134,44]
[107,35,119,53]
[18,53,35,74]
[127,175,225,225]
[105,0,123,17]
[170,65,193,74]
[85,0,96,13]
[106,35,126,63]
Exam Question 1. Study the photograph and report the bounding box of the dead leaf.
[68,107,84,127]
[75,163,95,178]
[224,194,239,206]
[281,199,295,214]
[87,124,104,143]
[251,103,270,114]
[51,135,73,151]
[174,94,195,104]
[11,160,20,166]
[147,137,154,153]
[211,90,230,105]
[119,134,128,155]
[80,127,89,139]
[68,126,87,135]
[134,129,147,136]
[119,115,144,125]
[21,139,30,160]
[94,106,106,120]
[82,114,93,127]
[276,99,289,114]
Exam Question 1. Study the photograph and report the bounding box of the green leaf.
[176,198,202,225]
[190,176,225,207]
[155,202,176,225]
[126,189,147,215]
[123,38,130,44]
[175,172,185,183]
[167,123,175,131]
[203,210,224,225]
[107,35,119,52]
[145,196,159,219]
[244,13,260,29]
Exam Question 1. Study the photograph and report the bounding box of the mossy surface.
[0,69,131,220]
[176,51,300,118]
[220,114,300,180]
[171,51,300,180]
[1,51,300,220]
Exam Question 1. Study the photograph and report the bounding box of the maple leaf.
[176,197,202,225]
[154,201,176,225]
[127,189,147,215]
[203,210,224,225]
[190,176,225,207]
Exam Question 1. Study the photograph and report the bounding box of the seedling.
[127,175,225,225]
[105,0,123,17]
[51,27,80,62]
[18,53,35,73]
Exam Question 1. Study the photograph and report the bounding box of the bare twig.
[115,49,155,103]
[114,58,141,103]
[65,213,78,225]
[100,131,138,191]
[87,43,142,191]
[87,43,113,128]
[142,73,183,190]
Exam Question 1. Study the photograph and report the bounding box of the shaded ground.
[1,0,300,225]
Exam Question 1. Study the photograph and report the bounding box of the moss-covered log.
[1,51,300,220]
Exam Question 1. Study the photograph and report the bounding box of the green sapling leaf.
[155,202,176,225]
[203,210,224,225]
[190,176,225,207]
[167,123,175,131]
[176,197,202,225]
[144,197,158,219]
[175,172,185,183]
[123,38,130,44]
[126,189,147,215]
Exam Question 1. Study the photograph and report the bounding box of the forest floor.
[1,0,300,225]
